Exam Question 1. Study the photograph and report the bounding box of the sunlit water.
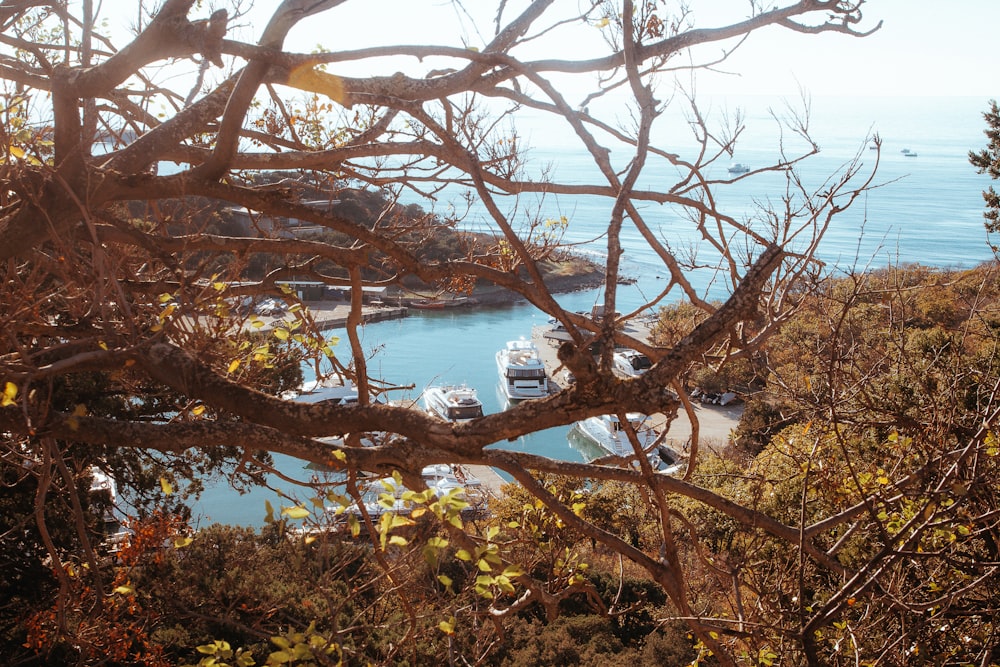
[191,95,997,527]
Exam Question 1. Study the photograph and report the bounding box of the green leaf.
[438,616,456,635]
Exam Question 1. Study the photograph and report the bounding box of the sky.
[275,0,1000,101]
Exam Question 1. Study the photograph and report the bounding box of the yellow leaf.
[114,585,133,595]
[9,145,25,158]
[388,535,409,547]
[437,574,453,588]
[2,381,18,407]
[287,65,346,103]
[595,17,610,28]
[213,281,226,292]
[192,404,206,416]
[304,534,316,545]
[98,341,108,351]
[273,328,289,341]
[282,505,311,519]
[160,477,174,495]
[227,359,241,374]
[173,536,193,548]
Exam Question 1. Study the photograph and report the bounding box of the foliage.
[970,99,1000,235]
[0,1,902,665]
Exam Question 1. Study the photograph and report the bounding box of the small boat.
[901,148,911,154]
[409,299,446,310]
[423,384,484,422]
[904,151,918,157]
[613,348,652,377]
[496,338,549,400]
[571,413,684,473]
[727,162,750,174]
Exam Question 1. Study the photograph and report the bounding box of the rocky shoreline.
[384,255,607,308]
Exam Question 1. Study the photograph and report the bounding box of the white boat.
[571,413,684,473]
[497,338,549,400]
[727,162,750,174]
[294,379,384,445]
[88,466,129,550]
[329,471,486,523]
[423,384,484,421]
[421,463,482,489]
[293,379,361,405]
[613,348,652,377]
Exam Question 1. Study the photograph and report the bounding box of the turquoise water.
[191,95,997,527]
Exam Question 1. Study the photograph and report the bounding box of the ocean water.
[191,95,997,527]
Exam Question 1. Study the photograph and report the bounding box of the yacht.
[423,384,484,422]
[571,413,684,473]
[496,338,549,400]
[613,348,652,377]
[727,162,750,174]
[294,378,362,405]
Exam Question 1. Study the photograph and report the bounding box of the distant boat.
[409,299,446,310]
[497,338,549,400]
[409,296,475,310]
[423,384,484,422]
[904,151,918,157]
[727,162,750,174]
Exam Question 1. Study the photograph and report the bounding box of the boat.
[613,348,652,377]
[421,463,482,489]
[409,298,446,310]
[496,338,549,400]
[294,379,362,405]
[570,413,684,473]
[328,472,486,525]
[88,466,129,551]
[422,384,484,421]
[904,151,918,157]
[727,162,750,174]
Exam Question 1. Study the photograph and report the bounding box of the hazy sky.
[281,1,999,100]
[705,0,1000,97]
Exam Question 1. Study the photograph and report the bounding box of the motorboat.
[422,463,482,489]
[727,162,750,174]
[613,348,652,377]
[571,413,684,473]
[294,378,383,445]
[574,413,659,457]
[423,384,484,422]
[496,338,549,400]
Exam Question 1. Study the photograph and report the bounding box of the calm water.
[191,95,997,527]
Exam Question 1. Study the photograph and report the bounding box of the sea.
[190,94,997,528]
